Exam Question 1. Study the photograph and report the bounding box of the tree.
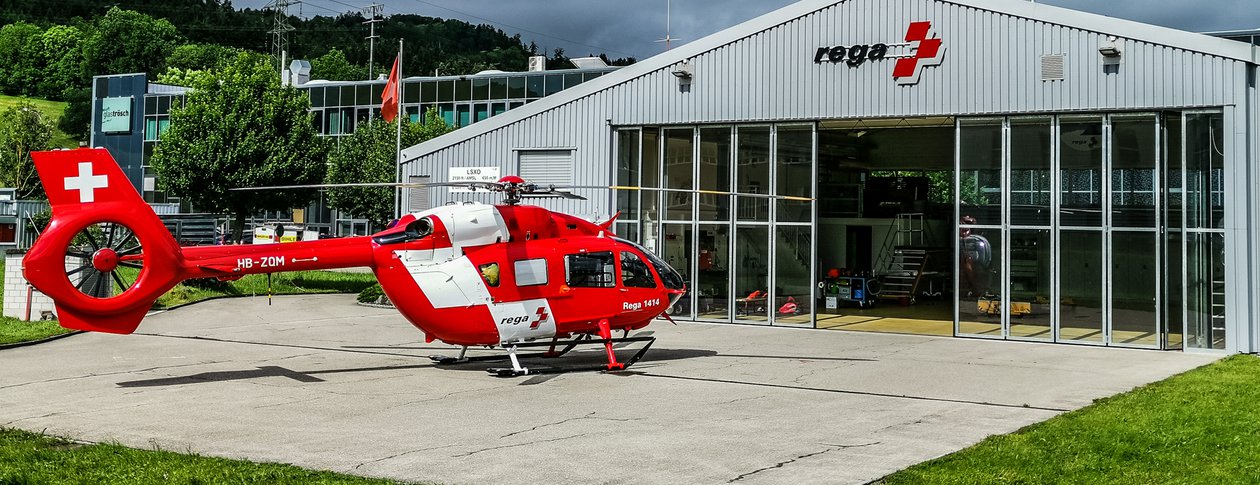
[325,109,453,226]
[310,48,363,81]
[165,43,239,71]
[0,102,53,199]
[35,24,85,99]
[58,87,92,143]
[81,8,184,80]
[0,22,43,96]
[150,53,328,241]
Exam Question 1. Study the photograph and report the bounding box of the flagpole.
[395,39,404,219]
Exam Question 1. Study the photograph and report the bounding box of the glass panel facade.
[735,226,770,323]
[698,127,731,221]
[616,130,640,218]
[641,128,661,250]
[1010,117,1052,226]
[663,128,694,221]
[959,119,1003,225]
[958,226,1002,336]
[697,224,730,320]
[776,126,813,223]
[774,225,813,326]
[618,110,1225,352]
[1111,114,1158,228]
[1058,230,1105,343]
[661,223,693,317]
[1111,231,1158,346]
[1008,229,1051,340]
[1060,115,1104,227]
[1185,232,1225,349]
[1185,113,1225,229]
[737,127,771,222]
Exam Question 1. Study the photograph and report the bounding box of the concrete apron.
[0,294,1219,485]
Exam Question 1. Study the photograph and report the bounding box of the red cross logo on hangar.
[812,20,946,86]
[892,21,946,85]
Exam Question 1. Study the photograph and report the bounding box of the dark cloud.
[236,0,1259,60]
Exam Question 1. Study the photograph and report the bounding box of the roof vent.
[1041,54,1065,82]
[570,56,608,69]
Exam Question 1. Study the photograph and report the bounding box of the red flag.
[381,55,400,122]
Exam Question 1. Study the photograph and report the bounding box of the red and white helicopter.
[23,148,687,376]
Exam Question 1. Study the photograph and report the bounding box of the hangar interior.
[613,112,1225,350]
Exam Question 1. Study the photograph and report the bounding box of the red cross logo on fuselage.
[893,21,945,85]
[531,306,549,329]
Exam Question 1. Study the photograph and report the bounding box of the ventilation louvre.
[1041,54,1066,81]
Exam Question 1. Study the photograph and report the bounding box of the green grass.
[0,428,412,484]
[152,270,379,309]
[0,253,377,344]
[0,259,74,345]
[0,94,77,148]
[0,317,72,345]
[880,354,1260,484]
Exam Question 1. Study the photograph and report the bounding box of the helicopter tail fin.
[24,148,185,334]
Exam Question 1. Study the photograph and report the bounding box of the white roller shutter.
[407,175,431,213]
[518,150,573,186]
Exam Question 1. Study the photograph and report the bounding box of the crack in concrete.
[712,395,769,406]
[352,443,463,470]
[727,442,880,483]
[498,412,645,439]
[453,432,593,458]
[790,363,852,386]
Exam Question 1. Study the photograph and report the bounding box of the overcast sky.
[237,0,1260,60]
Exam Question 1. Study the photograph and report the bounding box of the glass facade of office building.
[94,67,617,231]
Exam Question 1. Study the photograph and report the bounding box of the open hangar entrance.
[815,118,956,335]
[612,112,1225,350]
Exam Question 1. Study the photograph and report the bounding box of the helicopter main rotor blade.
[230,181,503,191]
[559,185,814,201]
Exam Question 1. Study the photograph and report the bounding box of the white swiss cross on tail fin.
[34,148,144,208]
[63,161,109,203]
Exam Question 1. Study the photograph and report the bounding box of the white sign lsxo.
[448,166,501,193]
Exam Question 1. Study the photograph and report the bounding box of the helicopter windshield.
[614,238,685,291]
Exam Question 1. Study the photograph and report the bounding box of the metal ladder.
[1210,275,1226,344]
[878,249,929,302]
[874,213,928,302]
[874,213,926,275]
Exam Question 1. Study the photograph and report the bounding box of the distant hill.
[0,0,632,77]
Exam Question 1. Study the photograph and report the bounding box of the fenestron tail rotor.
[65,221,145,299]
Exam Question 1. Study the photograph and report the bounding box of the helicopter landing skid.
[428,335,655,377]
[485,335,656,377]
[428,334,592,365]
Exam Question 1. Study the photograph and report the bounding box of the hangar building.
[398,0,1260,353]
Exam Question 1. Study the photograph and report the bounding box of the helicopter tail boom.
[23,148,377,334]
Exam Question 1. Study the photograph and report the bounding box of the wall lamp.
[671,60,694,80]
[1098,36,1122,58]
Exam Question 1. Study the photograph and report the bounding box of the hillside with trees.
[0,0,635,143]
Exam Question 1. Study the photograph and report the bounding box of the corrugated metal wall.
[403,0,1251,220]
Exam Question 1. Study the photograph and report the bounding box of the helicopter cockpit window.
[479,262,500,287]
[565,251,615,288]
[614,238,685,291]
[620,251,656,288]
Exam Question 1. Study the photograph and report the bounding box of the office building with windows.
[88,64,618,234]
